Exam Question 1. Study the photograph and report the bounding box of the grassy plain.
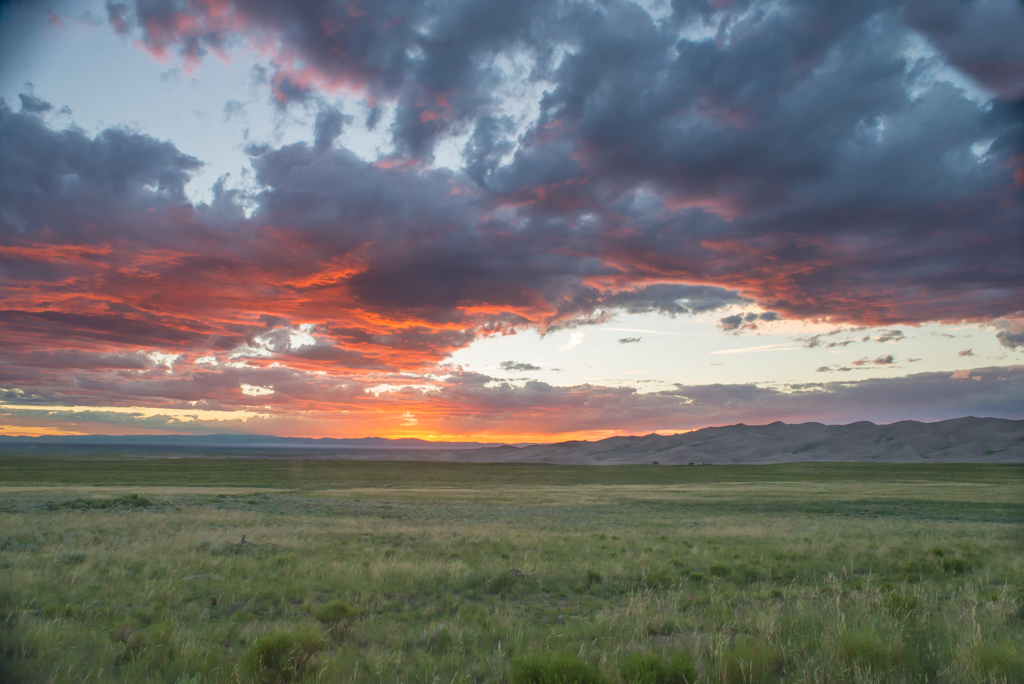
[1,455,1022,684]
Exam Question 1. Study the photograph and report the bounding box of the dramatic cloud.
[2,0,1023,437]
[88,0,1024,327]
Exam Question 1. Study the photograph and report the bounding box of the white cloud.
[146,351,181,371]
[240,384,275,396]
[560,331,586,352]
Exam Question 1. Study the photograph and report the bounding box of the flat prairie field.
[1,457,1022,684]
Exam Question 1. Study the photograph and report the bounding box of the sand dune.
[334,417,1024,464]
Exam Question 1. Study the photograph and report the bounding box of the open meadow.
[1,456,1022,684]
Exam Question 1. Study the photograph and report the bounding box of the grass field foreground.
[1,458,1022,683]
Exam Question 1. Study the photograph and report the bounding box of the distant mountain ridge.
[2,417,1021,463]
[0,433,500,449]
[450,417,1024,465]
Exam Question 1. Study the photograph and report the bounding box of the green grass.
[0,456,1022,683]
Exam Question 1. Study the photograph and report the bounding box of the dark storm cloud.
[0,100,201,240]
[105,0,553,159]
[903,0,1024,99]
[101,0,1024,327]
[242,139,745,325]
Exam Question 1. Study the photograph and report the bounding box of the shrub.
[242,630,325,684]
[719,638,786,684]
[586,569,602,584]
[510,654,607,684]
[57,553,86,566]
[486,573,519,595]
[43,602,80,619]
[313,599,359,631]
[885,591,919,617]
[708,563,730,578]
[840,628,901,670]
[976,639,1024,680]
[646,621,676,636]
[423,627,453,653]
[940,557,968,574]
[739,565,762,583]
[643,570,674,589]
[118,493,153,508]
[620,652,696,684]
[688,572,705,583]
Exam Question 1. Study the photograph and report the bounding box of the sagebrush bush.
[242,629,325,684]
[708,563,731,578]
[840,627,902,671]
[423,627,453,653]
[486,573,520,595]
[642,570,674,589]
[975,639,1024,681]
[313,599,359,630]
[719,638,787,684]
[510,654,607,684]
[620,652,696,684]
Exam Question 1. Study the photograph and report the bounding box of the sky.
[0,0,1022,442]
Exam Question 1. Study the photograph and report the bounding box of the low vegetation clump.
[0,458,1021,683]
[511,654,607,684]
[717,638,787,684]
[313,599,359,638]
[241,630,325,683]
[45,493,153,511]
[620,652,696,683]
